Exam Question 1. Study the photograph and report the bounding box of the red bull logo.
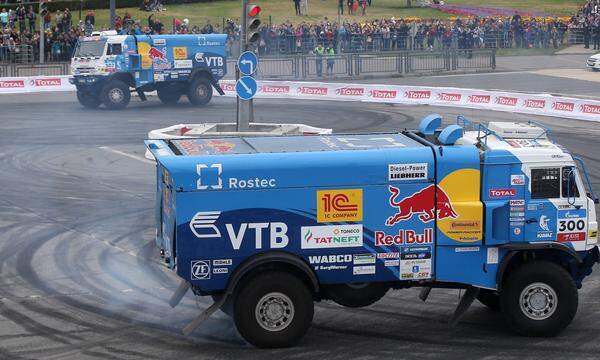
[375,228,433,246]
[148,47,167,61]
[386,184,458,226]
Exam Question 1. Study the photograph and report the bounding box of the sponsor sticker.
[191,260,210,280]
[388,163,428,181]
[301,224,363,249]
[213,267,228,274]
[174,59,193,68]
[335,87,364,96]
[400,246,431,280]
[153,38,166,45]
[309,254,352,264]
[317,189,363,223]
[173,47,188,59]
[455,246,480,252]
[386,184,457,226]
[557,209,587,242]
[353,265,376,275]
[375,228,434,246]
[353,253,376,265]
[487,247,499,264]
[369,89,396,99]
[377,252,400,259]
[489,188,516,198]
[213,259,232,266]
[384,259,400,267]
[511,175,525,186]
[510,200,525,206]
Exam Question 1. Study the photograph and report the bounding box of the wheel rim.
[196,84,207,98]
[255,292,295,332]
[519,282,558,320]
[109,88,124,103]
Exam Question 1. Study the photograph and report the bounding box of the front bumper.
[574,246,599,288]
[586,59,600,69]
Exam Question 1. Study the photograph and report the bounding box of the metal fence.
[0,45,34,64]
[0,62,70,78]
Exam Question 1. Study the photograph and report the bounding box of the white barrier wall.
[2,75,599,121]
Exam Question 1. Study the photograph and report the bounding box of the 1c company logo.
[317,189,363,222]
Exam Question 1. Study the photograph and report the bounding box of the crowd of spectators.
[0,0,599,63]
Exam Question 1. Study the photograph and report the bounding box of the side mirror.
[589,192,600,204]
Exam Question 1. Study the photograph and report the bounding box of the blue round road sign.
[236,76,258,100]
[238,51,259,75]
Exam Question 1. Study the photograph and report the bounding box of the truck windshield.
[74,39,107,58]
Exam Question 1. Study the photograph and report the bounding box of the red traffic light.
[247,5,261,17]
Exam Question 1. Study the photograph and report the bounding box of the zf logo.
[197,163,222,190]
[191,260,210,280]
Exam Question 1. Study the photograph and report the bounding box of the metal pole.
[39,3,44,64]
[110,0,116,30]
[237,0,250,132]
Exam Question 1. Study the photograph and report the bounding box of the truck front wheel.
[233,271,314,348]
[500,261,578,337]
[187,77,212,106]
[101,80,131,110]
[76,91,101,109]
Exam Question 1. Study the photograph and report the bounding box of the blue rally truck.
[70,31,226,109]
[145,115,599,348]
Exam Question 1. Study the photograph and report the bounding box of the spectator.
[16,3,25,34]
[0,8,8,29]
[26,6,35,34]
[293,0,301,16]
[313,42,324,76]
[338,0,344,15]
[85,10,95,28]
[325,44,335,76]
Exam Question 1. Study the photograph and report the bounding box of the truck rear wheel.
[500,261,577,337]
[76,91,101,109]
[477,289,500,311]
[187,77,212,106]
[101,80,131,110]
[157,83,182,105]
[233,271,314,348]
[323,282,389,308]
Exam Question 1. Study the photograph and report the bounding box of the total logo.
[301,224,363,249]
[221,82,236,92]
[261,85,290,93]
[0,80,25,88]
[368,89,396,99]
[189,211,289,250]
[196,163,276,190]
[523,99,546,109]
[404,90,431,99]
[580,104,600,115]
[30,78,61,87]
[467,94,491,103]
[386,184,458,226]
[335,87,364,96]
[298,86,328,95]
[374,228,434,246]
[495,96,518,106]
[489,188,516,198]
[552,101,575,112]
[437,93,461,102]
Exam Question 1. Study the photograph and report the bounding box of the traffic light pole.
[39,4,44,64]
[236,0,251,132]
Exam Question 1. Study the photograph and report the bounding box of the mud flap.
[449,286,480,327]
[168,279,190,308]
[210,78,225,95]
[136,89,147,101]
[182,294,228,336]
[419,286,432,302]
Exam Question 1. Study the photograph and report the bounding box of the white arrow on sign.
[241,59,254,74]
[239,78,252,94]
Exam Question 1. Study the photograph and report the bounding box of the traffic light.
[40,1,49,17]
[245,4,261,47]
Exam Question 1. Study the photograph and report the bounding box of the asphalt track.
[1,92,600,360]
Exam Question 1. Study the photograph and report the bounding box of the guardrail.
[0,49,494,80]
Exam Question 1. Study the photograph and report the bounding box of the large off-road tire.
[157,82,182,105]
[500,261,578,337]
[187,77,212,106]
[233,272,314,348]
[477,288,500,311]
[101,80,131,110]
[76,91,101,109]
[323,282,389,308]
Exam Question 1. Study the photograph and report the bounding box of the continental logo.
[552,101,574,112]
[523,99,546,108]
[261,85,290,93]
[298,86,328,95]
[437,93,461,102]
[317,189,363,223]
[495,96,518,106]
[335,87,364,96]
[580,104,600,114]
[404,90,431,99]
[467,94,490,103]
[368,89,396,99]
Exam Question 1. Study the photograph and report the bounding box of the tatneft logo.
[0,80,25,88]
[369,89,396,98]
[30,78,61,87]
[191,260,210,280]
[298,86,328,95]
[404,90,431,99]
[301,224,363,249]
[523,99,546,108]
[196,163,276,190]
[261,85,290,93]
[552,101,575,112]
[317,189,363,223]
[489,188,516,198]
[580,104,600,114]
[437,93,461,102]
[467,94,491,103]
[495,96,518,106]
[188,211,290,250]
[335,87,364,96]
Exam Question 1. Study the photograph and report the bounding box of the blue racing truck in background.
[70,31,226,109]
[145,115,599,348]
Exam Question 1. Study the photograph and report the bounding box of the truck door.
[524,165,588,248]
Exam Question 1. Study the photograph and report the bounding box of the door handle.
[525,218,538,224]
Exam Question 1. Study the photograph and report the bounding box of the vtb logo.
[317,189,363,223]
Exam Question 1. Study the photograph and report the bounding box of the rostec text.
[375,228,434,246]
[229,177,276,189]
[226,222,289,250]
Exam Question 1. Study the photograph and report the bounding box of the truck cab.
[145,115,599,348]
[71,31,227,110]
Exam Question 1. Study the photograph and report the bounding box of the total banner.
[1,75,598,121]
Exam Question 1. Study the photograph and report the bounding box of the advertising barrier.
[1,75,599,122]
